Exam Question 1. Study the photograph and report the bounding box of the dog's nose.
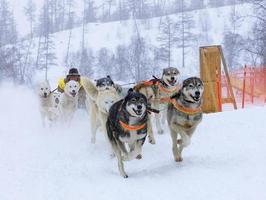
[44,92,47,96]
[72,90,76,93]
[137,105,142,110]
[195,91,200,96]
[171,77,175,80]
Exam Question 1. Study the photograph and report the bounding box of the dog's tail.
[81,77,98,101]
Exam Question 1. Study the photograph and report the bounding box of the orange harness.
[158,84,179,94]
[170,99,202,115]
[119,120,146,132]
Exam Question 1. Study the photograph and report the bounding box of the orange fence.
[222,65,266,109]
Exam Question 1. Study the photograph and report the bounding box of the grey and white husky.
[135,67,180,144]
[106,89,148,178]
[167,77,204,162]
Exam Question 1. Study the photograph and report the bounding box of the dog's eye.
[131,98,136,103]
[197,84,201,87]
[189,84,193,88]
[139,98,144,103]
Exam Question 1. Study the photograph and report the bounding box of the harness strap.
[119,120,146,132]
[171,99,202,115]
[158,84,179,94]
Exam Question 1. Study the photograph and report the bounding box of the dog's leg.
[123,140,143,161]
[178,131,191,159]
[112,142,128,178]
[170,128,182,162]
[155,112,164,134]
[147,116,156,144]
[161,109,167,126]
[99,113,115,157]
[90,103,98,144]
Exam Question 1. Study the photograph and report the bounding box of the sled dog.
[82,76,121,143]
[167,77,203,162]
[134,67,180,144]
[106,89,149,178]
[59,80,80,123]
[37,81,60,127]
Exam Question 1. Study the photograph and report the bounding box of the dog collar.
[171,99,202,115]
[119,120,146,132]
[158,84,179,94]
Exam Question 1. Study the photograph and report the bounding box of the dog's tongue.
[169,79,176,85]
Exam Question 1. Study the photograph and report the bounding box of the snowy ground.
[0,83,266,200]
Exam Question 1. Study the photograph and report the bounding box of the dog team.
[37,67,204,178]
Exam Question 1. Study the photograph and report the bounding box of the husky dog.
[37,81,60,127]
[135,67,180,144]
[38,80,52,127]
[82,76,121,144]
[106,89,149,178]
[59,80,80,123]
[167,77,204,162]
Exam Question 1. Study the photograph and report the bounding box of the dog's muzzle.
[191,92,201,102]
[167,78,177,86]
[133,106,143,116]
[70,91,77,97]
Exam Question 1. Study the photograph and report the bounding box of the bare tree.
[24,0,36,39]
[157,16,177,67]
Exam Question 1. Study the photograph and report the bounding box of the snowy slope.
[0,83,266,200]
[21,3,254,83]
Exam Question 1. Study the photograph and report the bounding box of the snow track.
[0,83,266,200]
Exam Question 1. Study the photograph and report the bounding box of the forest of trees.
[0,0,265,84]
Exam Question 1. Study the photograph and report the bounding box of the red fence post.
[242,65,247,109]
[251,67,255,104]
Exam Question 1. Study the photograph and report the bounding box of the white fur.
[58,80,80,124]
[82,77,121,144]
[37,81,60,127]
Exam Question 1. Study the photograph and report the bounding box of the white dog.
[37,81,59,127]
[59,80,80,124]
[82,76,121,144]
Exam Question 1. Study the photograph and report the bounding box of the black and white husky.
[106,89,148,178]
[167,77,204,162]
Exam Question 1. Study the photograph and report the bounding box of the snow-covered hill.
[26,2,254,83]
[0,82,265,200]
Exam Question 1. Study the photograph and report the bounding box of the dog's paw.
[136,154,142,160]
[174,156,183,162]
[148,136,156,144]
[123,174,129,178]
[158,129,164,135]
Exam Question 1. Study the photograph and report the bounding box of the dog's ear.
[107,75,111,79]
[127,88,134,94]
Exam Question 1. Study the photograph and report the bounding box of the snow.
[1,82,266,200]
